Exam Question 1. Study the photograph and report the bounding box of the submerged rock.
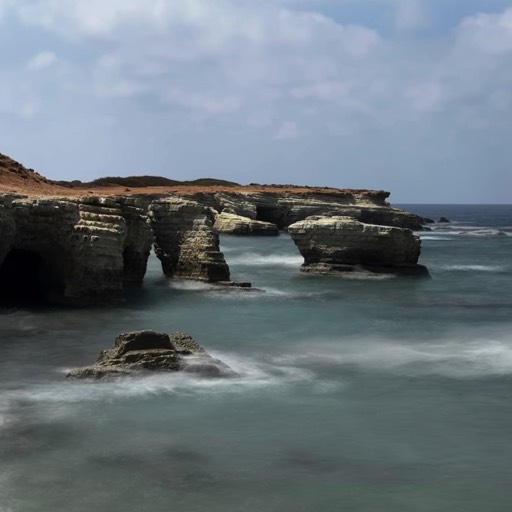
[67,330,236,379]
[288,216,429,276]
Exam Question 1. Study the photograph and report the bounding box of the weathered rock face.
[213,212,279,236]
[149,198,230,282]
[67,330,235,379]
[188,191,427,231]
[0,195,153,305]
[0,186,429,305]
[288,216,428,276]
[116,197,154,286]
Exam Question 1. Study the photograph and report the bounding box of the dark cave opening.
[255,205,289,229]
[0,249,58,305]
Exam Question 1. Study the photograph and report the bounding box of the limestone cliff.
[190,190,425,231]
[0,195,154,305]
[288,216,428,276]
[0,152,434,304]
[149,198,230,282]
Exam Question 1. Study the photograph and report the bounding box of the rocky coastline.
[0,152,431,305]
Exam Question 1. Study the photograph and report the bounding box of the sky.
[0,0,511,203]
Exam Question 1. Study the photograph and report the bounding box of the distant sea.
[1,204,512,512]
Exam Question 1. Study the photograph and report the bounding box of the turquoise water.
[1,205,512,512]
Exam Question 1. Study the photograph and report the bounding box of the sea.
[1,204,512,512]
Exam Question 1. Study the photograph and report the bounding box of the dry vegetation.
[0,152,388,199]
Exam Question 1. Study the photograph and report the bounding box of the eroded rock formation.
[213,212,279,236]
[149,198,230,282]
[0,195,155,305]
[288,216,429,276]
[67,330,235,379]
[0,149,434,306]
[191,190,427,231]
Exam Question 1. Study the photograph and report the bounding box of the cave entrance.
[0,249,62,306]
[255,205,289,229]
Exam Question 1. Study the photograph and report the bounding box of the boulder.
[67,330,236,379]
[288,216,429,276]
[213,212,279,236]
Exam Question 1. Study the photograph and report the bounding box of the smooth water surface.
[1,205,512,512]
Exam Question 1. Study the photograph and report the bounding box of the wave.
[439,264,507,272]
[0,353,315,416]
[226,253,303,267]
[278,330,512,379]
[430,226,509,237]
[419,235,456,241]
[167,281,214,291]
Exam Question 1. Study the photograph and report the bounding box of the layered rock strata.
[0,187,430,305]
[67,330,235,379]
[192,191,426,230]
[149,198,230,282]
[0,195,154,304]
[288,216,429,276]
[213,212,279,236]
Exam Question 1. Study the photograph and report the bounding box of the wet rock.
[438,217,451,223]
[66,330,236,379]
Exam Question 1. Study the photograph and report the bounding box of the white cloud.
[27,51,57,70]
[0,1,511,200]
[455,7,512,55]
[275,120,299,140]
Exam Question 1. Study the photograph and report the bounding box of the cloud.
[275,120,299,140]
[0,1,511,201]
[455,6,512,55]
[27,51,57,70]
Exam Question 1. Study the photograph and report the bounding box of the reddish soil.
[0,152,387,199]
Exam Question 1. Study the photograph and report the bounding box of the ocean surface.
[1,204,512,512]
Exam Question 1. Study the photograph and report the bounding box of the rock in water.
[67,330,236,379]
[288,216,429,276]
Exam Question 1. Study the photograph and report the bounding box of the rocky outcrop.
[0,195,153,305]
[189,191,427,231]
[0,185,430,305]
[288,216,428,276]
[213,212,279,236]
[149,198,230,282]
[67,330,235,379]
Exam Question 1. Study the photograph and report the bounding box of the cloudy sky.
[1,0,511,202]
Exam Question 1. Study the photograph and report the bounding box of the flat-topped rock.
[67,330,235,379]
[288,216,429,276]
